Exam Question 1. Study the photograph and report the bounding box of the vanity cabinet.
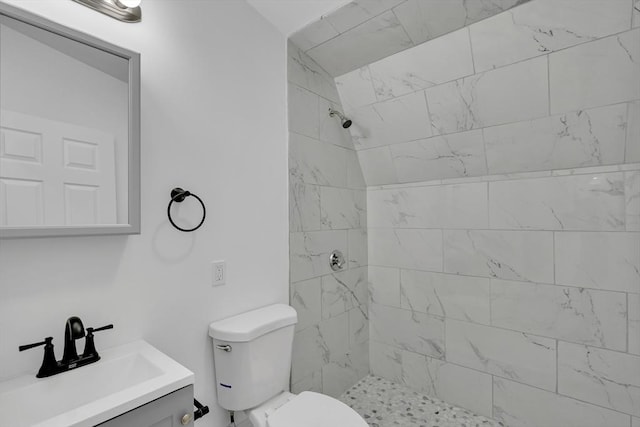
[98,385,194,427]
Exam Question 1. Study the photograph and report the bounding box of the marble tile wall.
[290,0,530,76]
[287,41,369,398]
[351,2,640,425]
[367,163,640,425]
[335,0,639,186]
[288,0,640,424]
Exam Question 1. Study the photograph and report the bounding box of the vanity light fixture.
[71,0,141,23]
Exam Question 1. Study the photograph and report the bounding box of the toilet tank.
[208,304,298,411]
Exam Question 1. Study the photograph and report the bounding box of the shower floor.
[339,375,503,427]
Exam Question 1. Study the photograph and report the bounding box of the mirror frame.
[0,2,140,238]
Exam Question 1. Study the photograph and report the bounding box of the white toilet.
[209,304,368,427]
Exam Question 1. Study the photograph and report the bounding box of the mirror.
[0,3,140,238]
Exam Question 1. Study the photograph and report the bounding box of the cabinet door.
[98,385,194,427]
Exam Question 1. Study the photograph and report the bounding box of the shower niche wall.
[288,0,640,425]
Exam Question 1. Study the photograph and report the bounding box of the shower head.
[329,108,352,129]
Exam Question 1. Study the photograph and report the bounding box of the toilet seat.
[266,391,367,427]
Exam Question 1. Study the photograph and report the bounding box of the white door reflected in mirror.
[1,110,117,226]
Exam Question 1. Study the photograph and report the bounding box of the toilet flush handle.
[216,344,232,352]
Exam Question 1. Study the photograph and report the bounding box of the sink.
[0,341,194,427]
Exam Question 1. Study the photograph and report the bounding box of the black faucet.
[19,317,113,378]
[62,316,85,364]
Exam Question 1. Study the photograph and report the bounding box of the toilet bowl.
[248,390,367,427]
[208,304,367,427]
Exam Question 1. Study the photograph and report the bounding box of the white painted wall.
[0,1,288,426]
[246,0,349,35]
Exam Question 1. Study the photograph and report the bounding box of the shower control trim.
[329,250,345,271]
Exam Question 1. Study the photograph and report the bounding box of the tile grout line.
[552,231,556,285]
[442,300,447,363]
[625,103,631,163]
[422,89,435,140]
[369,300,636,356]
[481,127,490,175]
[555,338,560,394]
[363,66,379,105]
[353,130,638,171]
[348,97,639,156]
[627,292,630,353]
[364,226,637,233]
[379,338,640,420]
[289,162,638,195]
[288,77,343,108]
[489,278,493,326]
[391,7,416,52]
[491,374,495,420]
[313,0,539,77]
[355,262,636,296]
[366,339,639,419]
[467,26,477,75]
[317,184,323,232]
[366,164,640,191]
[332,25,639,111]
[547,54,552,116]
[440,228,445,273]
[486,179,491,230]
[386,145,400,184]
[306,2,413,54]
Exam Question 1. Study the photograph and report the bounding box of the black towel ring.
[167,188,206,232]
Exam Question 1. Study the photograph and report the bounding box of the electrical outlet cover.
[212,261,226,286]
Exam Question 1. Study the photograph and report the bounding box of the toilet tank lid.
[209,304,298,342]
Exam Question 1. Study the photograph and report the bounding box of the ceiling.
[246,0,351,36]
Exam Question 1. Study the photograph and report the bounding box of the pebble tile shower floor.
[339,376,503,427]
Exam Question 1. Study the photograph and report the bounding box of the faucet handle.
[91,324,114,333]
[19,337,53,352]
[19,337,60,378]
[82,324,113,359]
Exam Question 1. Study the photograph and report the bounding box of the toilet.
[209,304,368,427]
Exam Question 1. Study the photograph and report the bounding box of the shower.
[328,108,352,129]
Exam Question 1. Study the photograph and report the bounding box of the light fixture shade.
[115,0,140,8]
[72,0,141,22]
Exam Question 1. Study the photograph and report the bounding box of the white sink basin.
[0,340,194,427]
